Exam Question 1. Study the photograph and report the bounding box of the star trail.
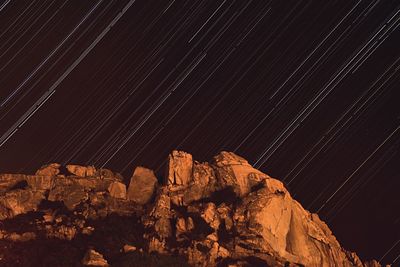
[0,0,399,264]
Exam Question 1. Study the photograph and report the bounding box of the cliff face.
[0,151,384,267]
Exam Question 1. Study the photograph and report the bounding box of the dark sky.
[0,0,399,264]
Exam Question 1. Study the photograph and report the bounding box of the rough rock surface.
[0,151,386,267]
[67,164,97,177]
[35,163,61,176]
[82,249,109,266]
[166,150,193,186]
[0,189,45,219]
[127,167,157,204]
[108,181,127,199]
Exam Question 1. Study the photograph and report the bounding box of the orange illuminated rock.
[35,163,61,176]
[66,164,97,177]
[127,166,157,204]
[0,151,386,267]
[166,150,193,186]
[107,181,127,199]
[82,249,109,266]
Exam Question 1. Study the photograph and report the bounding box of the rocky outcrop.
[213,151,269,196]
[166,151,218,206]
[66,164,97,177]
[0,151,386,267]
[35,163,61,176]
[0,165,137,220]
[232,179,354,266]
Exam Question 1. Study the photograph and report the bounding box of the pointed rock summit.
[0,151,386,267]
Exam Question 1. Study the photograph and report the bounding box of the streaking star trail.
[0,0,399,265]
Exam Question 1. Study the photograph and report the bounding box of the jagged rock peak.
[0,150,386,267]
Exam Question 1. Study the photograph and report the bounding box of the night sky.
[0,0,399,264]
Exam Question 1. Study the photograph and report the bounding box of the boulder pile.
[0,151,385,267]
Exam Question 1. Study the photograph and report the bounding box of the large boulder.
[212,151,269,197]
[127,167,157,205]
[66,164,97,177]
[107,181,127,199]
[35,163,61,176]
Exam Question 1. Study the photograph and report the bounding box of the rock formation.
[127,167,158,204]
[0,151,387,267]
[82,249,109,266]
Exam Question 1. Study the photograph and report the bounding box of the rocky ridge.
[0,151,386,267]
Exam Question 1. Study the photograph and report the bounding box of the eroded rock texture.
[0,151,386,267]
